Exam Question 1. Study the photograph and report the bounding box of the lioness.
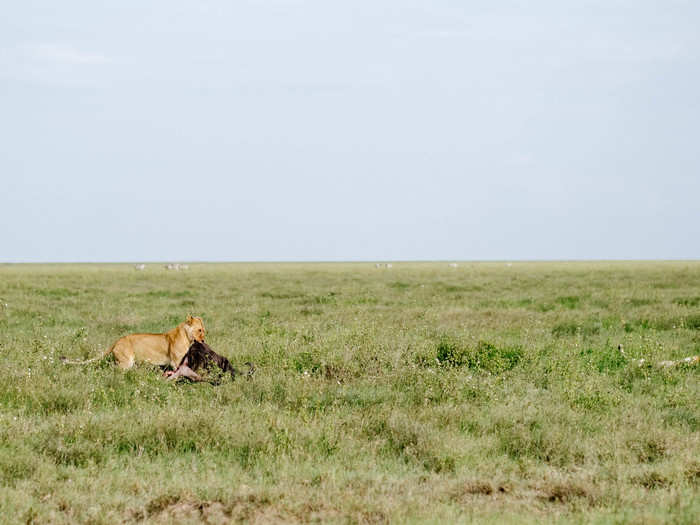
[61,315,206,369]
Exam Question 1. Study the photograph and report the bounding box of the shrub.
[685,315,700,330]
[314,292,337,304]
[556,296,581,309]
[363,417,455,473]
[627,437,667,463]
[468,341,523,373]
[624,317,681,332]
[435,338,522,373]
[0,446,36,485]
[674,297,700,307]
[495,418,583,466]
[630,471,671,489]
[435,337,466,367]
[292,351,321,374]
[627,297,657,307]
[596,348,627,373]
[552,322,578,337]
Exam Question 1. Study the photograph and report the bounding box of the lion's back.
[124,333,171,366]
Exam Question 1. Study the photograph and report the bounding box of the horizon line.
[1,258,698,265]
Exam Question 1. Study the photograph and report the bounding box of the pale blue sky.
[2,1,698,262]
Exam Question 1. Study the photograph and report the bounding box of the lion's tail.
[60,344,114,365]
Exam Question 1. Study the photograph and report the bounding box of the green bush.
[292,351,321,373]
[674,297,700,307]
[435,338,522,373]
[685,315,700,330]
[552,322,578,337]
[596,348,627,373]
[556,295,581,309]
[435,337,466,366]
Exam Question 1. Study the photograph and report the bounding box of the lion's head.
[184,315,206,343]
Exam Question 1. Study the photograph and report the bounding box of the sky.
[1,0,698,262]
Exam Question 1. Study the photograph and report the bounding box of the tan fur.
[62,315,205,369]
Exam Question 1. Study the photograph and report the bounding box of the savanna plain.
[0,261,698,524]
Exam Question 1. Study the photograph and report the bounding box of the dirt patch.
[323,363,351,383]
[630,471,672,489]
[448,479,496,503]
[461,480,494,496]
[684,462,700,484]
[356,509,388,524]
[132,493,280,523]
[130,497,224,523]
[538,481,596,505]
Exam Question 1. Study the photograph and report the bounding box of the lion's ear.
[186,314,194,325]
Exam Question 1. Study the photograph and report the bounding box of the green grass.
[0,261,698,523]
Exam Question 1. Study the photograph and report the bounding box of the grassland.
[0,261,698,524]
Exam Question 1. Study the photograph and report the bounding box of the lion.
[61,315,206,369]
